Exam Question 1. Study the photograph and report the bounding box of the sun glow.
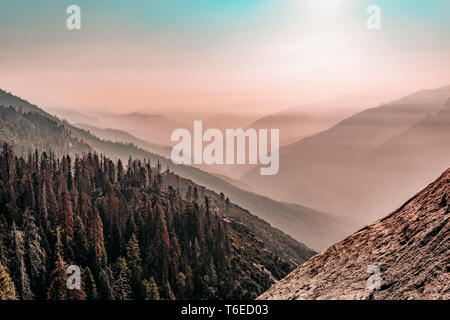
[299,0,351,30]
[306,0,345,13]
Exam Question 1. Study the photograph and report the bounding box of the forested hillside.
[161,172,315,265]
[0,106,90,157]
[0,144,291,300]
[0,88,357,252]
[0,89,320,260]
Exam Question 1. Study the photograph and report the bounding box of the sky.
[0,0,450,115]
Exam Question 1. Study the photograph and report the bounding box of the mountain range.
[1,85,449,300]
[244,85,450,223]
[0,89,359,256]
[247,95,378,146]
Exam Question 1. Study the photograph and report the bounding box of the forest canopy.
[0,143,290,300]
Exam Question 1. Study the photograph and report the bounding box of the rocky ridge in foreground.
[259,168,450,300]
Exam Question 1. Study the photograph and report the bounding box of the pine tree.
[23,209,46,299]
[126,234,142,296]
[37,182,49,224]
[1,143,19,224]
[67,282,87,300]
[81,267,97,300]
[45,181,58,227]
[152,203,170,283]
[142,276,160,300]
[98,266,114,300]
[162,281,175,300]
[57,176,74,242]
[46,254,67,300]
[175,272,186,299]
[112,257,132,300]
[73,216,89,266]
[0,263,16,300]
[47,229,86,300]
[125,212,137,241]
[10,224,33,300]
[89,207,106,266]
[0,217,8,268]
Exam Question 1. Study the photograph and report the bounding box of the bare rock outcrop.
[259,168,450,300]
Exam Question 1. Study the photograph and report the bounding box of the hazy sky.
[1,0,449,114]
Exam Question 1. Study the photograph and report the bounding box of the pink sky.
[1,0,449,115]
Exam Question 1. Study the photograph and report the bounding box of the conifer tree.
[82,267,97,300]
[23,209,46,298]
[57,177,74,242]
[98,266,114,300]
[73,216,89,266]
[112,257,132,300]
[0,217,8,268]
[46,254,67,300]
[126,234,142,296]
[0,263,16,300]
[175,272,186,299]
[163,281,175,300]
[89,207,106,266]
[10,224,33,300]
[153,203,170,283]
[142,276,160,300]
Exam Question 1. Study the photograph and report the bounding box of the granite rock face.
[259,169,450,300]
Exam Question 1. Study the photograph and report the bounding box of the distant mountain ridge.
[0,88,359,252]
[244,84,450,222]
[259,168,450,300]
[76,123,172,158]
[98,112,185,147]
[247,96,376,145]
[0,88,357,259]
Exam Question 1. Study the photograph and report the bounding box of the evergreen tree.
[10,224,33,300]
[0,263,16,300]
[112,257,132,300]
[82,267,97,300]
[142,276,160,300]
[46,254,67,300]
[23,209,46,299]
[57,177,74,242]
[126,234,142,297]
[162,281,175,300]
[175,272,186,299]
[0,217,8,268]
[73,216,89,266]
[98,266,114,300]
[89,207,106,266]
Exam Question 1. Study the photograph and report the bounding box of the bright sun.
[306,0,345,13]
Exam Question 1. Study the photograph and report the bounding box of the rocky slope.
[259,168,450,300]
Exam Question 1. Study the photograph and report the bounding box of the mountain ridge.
[0,88,358,252]
[243,84,450,222]
[258,168,450,300]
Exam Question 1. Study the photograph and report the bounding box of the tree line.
[0,143,283,300]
